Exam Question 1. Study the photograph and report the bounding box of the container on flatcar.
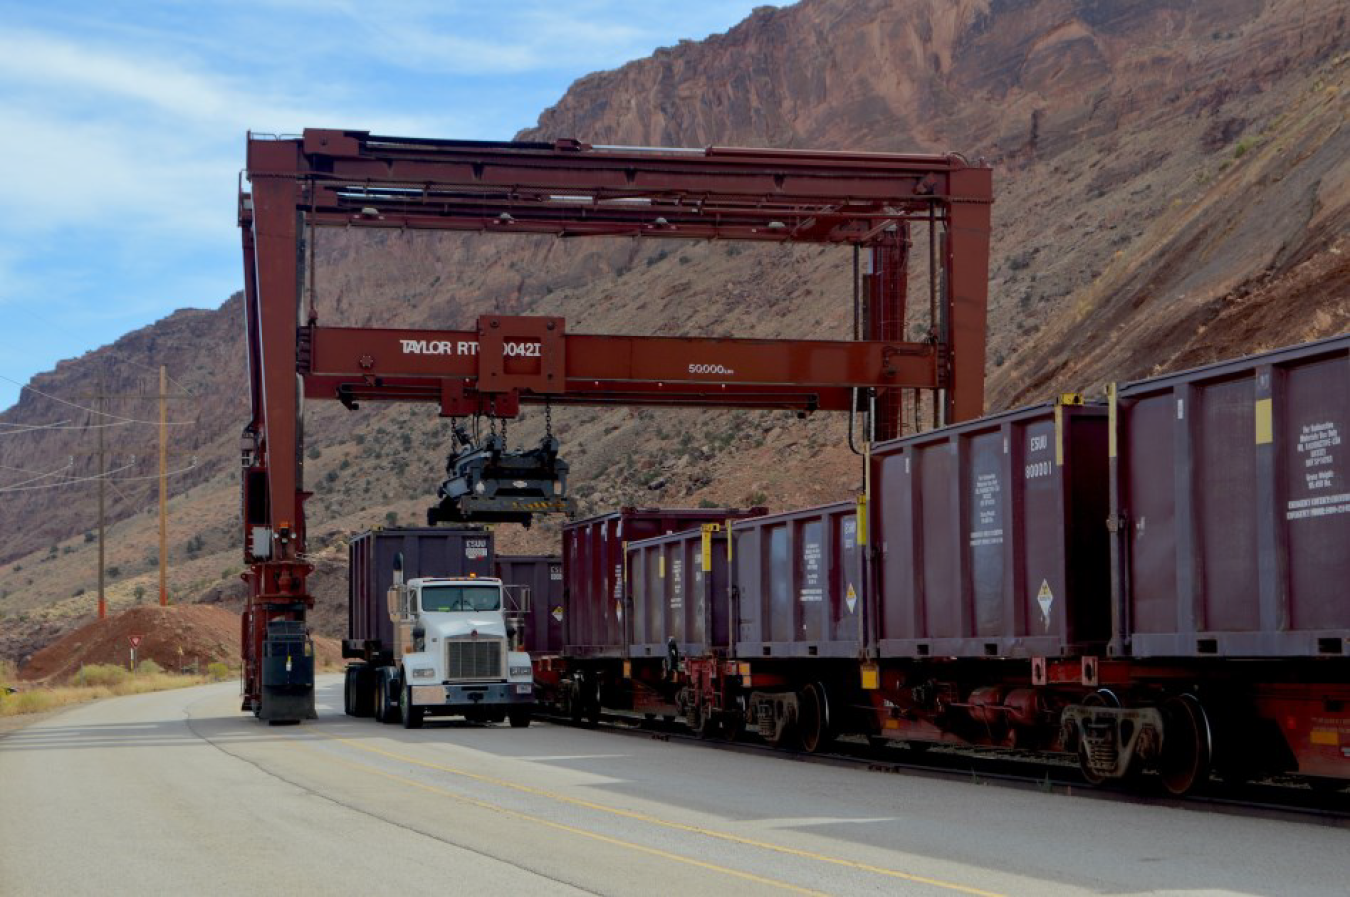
[731,501,865,659]
[494,556,564,654]
[564,507,765,657]
[1112,333,1350,658]
[869,399,1111,659]
[347,528,494,651]
[627,525,730,661]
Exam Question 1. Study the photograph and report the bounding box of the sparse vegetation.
[207,662,232,682]
[1,663,207,717]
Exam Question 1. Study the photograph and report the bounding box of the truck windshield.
[420,585,501,613]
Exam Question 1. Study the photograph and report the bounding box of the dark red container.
[494,555,564,654]
[564,507,764,657]
[1113,334,1350,657]
[870,401,1111,659]
[348,528,494,648]
[627,526,730,659]
[731,501,865,659]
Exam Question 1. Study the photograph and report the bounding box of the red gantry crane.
[238,129,991,721]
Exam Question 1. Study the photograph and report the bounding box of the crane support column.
[944,167,993,423]
[240,140,316,721]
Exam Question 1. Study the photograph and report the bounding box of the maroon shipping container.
[348,528,494,650]
[627,526,730,660]
[1113,334,1350,658]
[731,501,865,659]
[495,555,564,655]
[870,401,1111,659]
[564,508,764,657]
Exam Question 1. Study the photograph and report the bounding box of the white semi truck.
[343,547,535,728]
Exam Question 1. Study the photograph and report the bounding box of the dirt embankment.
[18,604,341,682]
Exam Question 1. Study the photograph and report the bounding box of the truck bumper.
[411,682,535,709]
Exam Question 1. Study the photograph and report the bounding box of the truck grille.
[445,639,503,681]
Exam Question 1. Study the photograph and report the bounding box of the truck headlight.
[412,667,436,680]
[509,665,532,679]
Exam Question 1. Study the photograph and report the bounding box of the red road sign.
[128,635,143,649]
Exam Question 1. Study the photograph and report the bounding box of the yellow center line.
[314,731,1007,897]
[289,740,825,896]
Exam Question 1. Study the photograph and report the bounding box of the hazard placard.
[1036,580,1054,631]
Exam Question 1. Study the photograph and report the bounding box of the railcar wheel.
[1159,694,1211,796]
[798,683,832,754]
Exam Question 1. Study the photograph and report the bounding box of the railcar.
[521,335,1349,795]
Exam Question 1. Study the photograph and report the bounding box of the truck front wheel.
[374,668,399,724]
[508,708,533,729]
[400,681,424,729]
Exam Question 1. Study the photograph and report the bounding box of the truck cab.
[344,555,535,729]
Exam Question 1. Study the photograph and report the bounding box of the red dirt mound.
[19,604,341,682]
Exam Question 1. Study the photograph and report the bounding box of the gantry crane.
[239,129,991,720]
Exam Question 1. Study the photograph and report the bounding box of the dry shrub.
[73,664,130,688]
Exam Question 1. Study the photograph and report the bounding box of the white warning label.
[800,539,823,603]
[1288,421,1347,520]
[969,472,1004,546]
[670,558,684,611]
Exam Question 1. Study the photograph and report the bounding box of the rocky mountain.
[1,0,1346,664]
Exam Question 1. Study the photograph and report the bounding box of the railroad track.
[539,709,1350,826]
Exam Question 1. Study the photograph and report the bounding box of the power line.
[0,461,137,492]
[0,460,202,493]
[0,461,75,489]
[0,419,148,433]
[0,373,196,426]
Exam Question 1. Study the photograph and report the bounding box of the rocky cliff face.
[2,0,1346,662]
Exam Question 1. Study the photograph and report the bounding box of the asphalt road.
[1,676,1345,896]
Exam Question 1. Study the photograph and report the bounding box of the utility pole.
[97,374,107,620]
[66,372,194,622]
[159,365,168,607]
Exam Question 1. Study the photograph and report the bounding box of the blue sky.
[0,0,782,412]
